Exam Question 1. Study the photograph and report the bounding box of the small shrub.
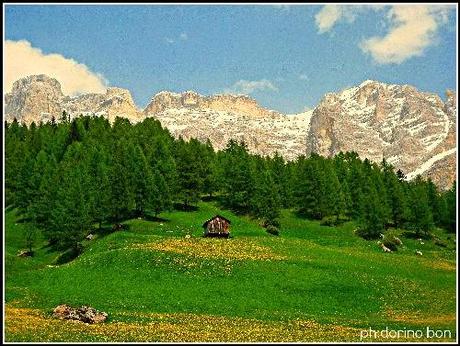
[54,243,83,265]
[263,218,280,229]
[112,223,130,232]
[355,228,380,240]
[383,236,400,251]
[266,225,280,236]
[434,238,447,248]
[320,216,343,227]
[400,231,432,240]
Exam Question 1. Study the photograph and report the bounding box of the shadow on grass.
[293,209,322,221]
[143,214,170,223]
[16,216,33,223]
[201,195,219,202]
[5,204,16,212]
[54,247,82,265]
[173,203,199,212]
[401,230,433,240]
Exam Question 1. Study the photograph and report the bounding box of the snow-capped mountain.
[143,90,313,160]
[4,75,457,189]
[306,80,456,189]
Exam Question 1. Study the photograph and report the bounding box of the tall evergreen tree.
[358,176,386,239]
[175,138,204,207]
[408,176,434,237]
[252,169,281,227]
[47,143,93,250]
[443,181,456,233]
[221,140,255,213]
[132,145,156,217]
[381,159,409,228]
[110,142,135,221]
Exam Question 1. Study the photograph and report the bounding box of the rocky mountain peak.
[307,82,456,189]
[5,74,64,124]
[144,90,279,118]
[103,87,138,110]
[4,74,141,124]
[10,74,63,93]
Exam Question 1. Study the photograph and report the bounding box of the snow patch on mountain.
[406,148,456,180]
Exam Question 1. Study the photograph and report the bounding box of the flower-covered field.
[4,202,457,342]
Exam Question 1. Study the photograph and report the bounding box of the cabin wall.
[206,217,229,234]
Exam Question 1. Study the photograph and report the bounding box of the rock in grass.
[377,241,392,253]
[17,249,33,257]
[393,237,403,245]
[53,304,108,324]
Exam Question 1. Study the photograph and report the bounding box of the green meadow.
[4,201,457,342]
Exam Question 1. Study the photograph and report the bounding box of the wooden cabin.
[203,215,231,238]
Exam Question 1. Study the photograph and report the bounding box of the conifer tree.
[27,151,58,231]
[358,177,386,239]
[151,168,171,216]
[443,181,456,233]
[86,146,112,228]
[320,160,345,220]
[132,145,156,217]
[221,140,255,213]
[175,138,204,207]
[252,169,281,227]
[294,156,321,218]
[381,159,409,228]
[408,176,434,237]
[110,142,135,221]
[426,179,442,227]
[47,143,93,250]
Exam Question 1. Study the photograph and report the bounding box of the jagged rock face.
[64,87,143,123]
[306,80,456,189]
[5,75,142,125]
[5,74,64,124]
[144,91,281,118]
[144,91,312,160]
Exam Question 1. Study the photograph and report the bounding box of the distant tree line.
[4,114,457,252]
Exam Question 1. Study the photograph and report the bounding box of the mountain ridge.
[4,74,457,189]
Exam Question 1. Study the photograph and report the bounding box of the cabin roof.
[202,215,232,228]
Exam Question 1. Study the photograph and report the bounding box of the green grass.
[4,202,457,341]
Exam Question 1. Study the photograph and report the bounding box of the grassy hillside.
[4,202,457,342]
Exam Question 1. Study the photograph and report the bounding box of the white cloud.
[179,32,188,40]
[224,79,278,95]
[164,37,174,44]
[360,5,453,64]
[5,40,108,96]
[314,4,454,64]
[299,74,309,81]
[315,5,367,34]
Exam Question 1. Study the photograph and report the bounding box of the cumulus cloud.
[5,40,108,96]
[224,79,278,95]
[360,5,453,64]
[315,5,454,64]
[315,5,367,34]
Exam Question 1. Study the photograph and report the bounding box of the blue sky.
[4,4,457,113]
